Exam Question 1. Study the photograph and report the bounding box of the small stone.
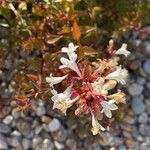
[140,137,150,150]
[139,124,150,136]
[138,113,148,123]
[145,43,150,53]
[11,130,21,137]
[145,99,150,114]
[36,105,46,116]
[32,136,43,149]
[35,139,54,150]
[118,145,126,150]
[99,132,113,146]
[0,134,8,149]
[54,141,64,150]
[35,126,42,135]
[53,129,68,142]
[48,118,61,132]
[132,126,139,139]
[42,123,49,132]
[22,138,31,150]
[143,60,150,75]
[146,82,150,91]
[129,60,140,70]
[128,83,144,96]
[17,119,33,138]
[8,136,22,147]
[112,137,123,146]
[136,136,144,142]
[121,123,133,132]
[124,116,135,124]
[12,109,20,119]
[135,40,141,47]
[41,115,51,124]
[40,130,51,139]
[123,131,131,138]
[126,138,140,150]
[137,77,146,85]
[1,90,11,99]
[131,95,145,115]
[32,119,40,128]
[66,139,77,150]
[0,123,11,134]
[3,115,13,125]
[0,106,11,119]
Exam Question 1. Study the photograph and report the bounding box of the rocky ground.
[0,28,150,150]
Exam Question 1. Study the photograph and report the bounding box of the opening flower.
[116,43,131,57]
[59,49,81,77]
[61,42,79,56]
[105,65,128,84]
[91,112,105,135]
[51,85,79,115]
[92,78,117,96]
[107,90,126,104]
[46,74,67,87]
[101,100,118,118]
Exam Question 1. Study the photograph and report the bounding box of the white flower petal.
[101,100,118,118]
[59,57,81,77]
[59,65,67,69]
[91,112,105,135]
[105,65,128,84]
[61,42,78,56]
[61,47,69,53]
[116,43,131,57]
[68,52,77,61]
[46,74,67,87]
[104,109,112,118]
[51,86,78,115]
[68,42,74,49]
[108,103,118,110]
[60,57,70,66]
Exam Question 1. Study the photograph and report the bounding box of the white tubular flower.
[91,112,105,135]
[91,78,117,96]
[101,100,118,118]
[61,42,79,57]
[91,80,108,96]
[107,90,126,104]
[116,43,131,57]
[51,85,78,115]
[46,74,67,87]
[59,57,81,77]
[105,65,128,85]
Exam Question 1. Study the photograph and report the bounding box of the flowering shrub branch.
[46,41,131,135]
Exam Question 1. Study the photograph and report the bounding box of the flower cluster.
[46,42,130,135]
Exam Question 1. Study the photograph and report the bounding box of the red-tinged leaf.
[57,26,71,35]
[16,104,32,112]
[72,20,81,42]
[42,68,49,73]
[16,97,30,103]
[26,74,39,81]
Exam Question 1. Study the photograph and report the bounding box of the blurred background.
[0,0,150,150]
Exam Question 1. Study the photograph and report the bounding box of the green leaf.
[46,35,63,45]
[0,19,9,27]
